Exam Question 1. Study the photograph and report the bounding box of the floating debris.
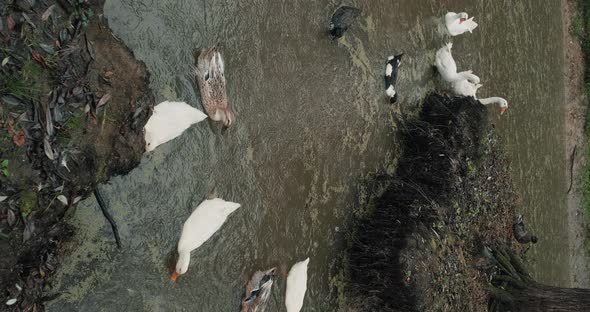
[5,298,17,306]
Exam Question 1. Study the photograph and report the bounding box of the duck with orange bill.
[170,191,240,282]
[445,12,478,36]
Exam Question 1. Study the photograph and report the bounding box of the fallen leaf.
[84,104,91,113]
[39,43,54,54]
[104,70,114,78]
[73,196,82,204]
[1,57,9,66]
[23,220,35,242]
[42,4,56,21]
[43,136,54,160]
[15,284,22,292]
[6,298,17,306]
[31,50,45,65]
[97,93,111,108]
[7,209,16,226]
[57,195,68,205]
[22,13,35,28]
[85,35,95,60]
[55,39,61,49]
[7,16,15,31]
[12,130,25,147]
[0,196,7,202]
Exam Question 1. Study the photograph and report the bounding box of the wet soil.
[0,0,152,310]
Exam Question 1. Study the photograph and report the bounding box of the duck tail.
[465,18,478,33]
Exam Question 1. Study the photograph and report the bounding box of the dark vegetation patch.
[0,0,153,310]
[338,93,518,311]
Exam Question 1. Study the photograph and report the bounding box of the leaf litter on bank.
[7,15,15,31]
[57,195,67,205]
[97,93,111,108]
[13,130,25,146]
[41,4,56,21]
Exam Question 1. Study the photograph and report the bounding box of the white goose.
[144,101,207,152]
[285,258,310,312]
[445,12,478,36]
[170,194,241,282]
[480,97,509,114]
[435,43,480,84]
[452,80,509,114]
[452,79,482,98]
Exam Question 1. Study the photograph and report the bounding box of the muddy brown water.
[48,0,572,310]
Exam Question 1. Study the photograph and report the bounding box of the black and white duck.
[384,53,403,104]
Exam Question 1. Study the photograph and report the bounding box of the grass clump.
[0,59,49,100]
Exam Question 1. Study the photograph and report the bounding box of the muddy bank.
[562,0,590,288]
[338,93,519,311]
[0,0,152,309]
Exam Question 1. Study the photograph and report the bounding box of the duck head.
[394,53,404,67]
[499,99,509,115]
[329,25,345,39]
[171,251,191,282]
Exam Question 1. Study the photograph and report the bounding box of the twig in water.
[94,189,121,248]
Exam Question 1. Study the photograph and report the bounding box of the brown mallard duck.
[513,214,538,244]
[241,267,277,312]
[194,46,234,127]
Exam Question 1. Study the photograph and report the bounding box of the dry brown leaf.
[12,130,25,147]
[43,136,54,160]
[31,51,45,65]
[104,70,114,78]
[41,4,56,21]
[55,39,61,49]
[7,16,15,31]
[97,93,112,108]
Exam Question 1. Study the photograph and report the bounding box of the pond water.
[48,0,571,310]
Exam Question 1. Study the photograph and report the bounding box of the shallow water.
[48,0,569,310]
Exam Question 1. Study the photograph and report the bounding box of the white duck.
[435,43,480,84]
[285,258,309,312]
[170,193,241,282]
[480,97,509,114]
[452,79,482,98]
[144,101,208,152]
[452,80,509,114]
[445,12,478,36]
